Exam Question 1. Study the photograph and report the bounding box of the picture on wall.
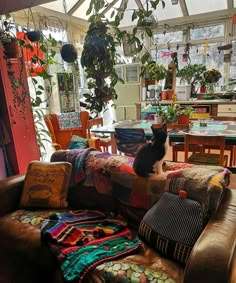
[57,72,75,113]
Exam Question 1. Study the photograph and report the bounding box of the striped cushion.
[138,192,204,264]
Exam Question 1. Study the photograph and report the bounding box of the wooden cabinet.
[0,48,40,175]
[218,104,236,117]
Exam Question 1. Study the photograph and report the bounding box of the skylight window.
[185,0,227,15]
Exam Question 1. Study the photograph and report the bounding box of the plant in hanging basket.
[26,30,42,42]
[0,15,22,58]
[60,43,78,63]
[80,3,119,114]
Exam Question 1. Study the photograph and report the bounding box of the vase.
[154,115,163,124]
[206,83,216,95]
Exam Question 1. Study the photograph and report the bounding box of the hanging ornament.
[204,40,209,56]
[176,44,179,51]
[196,46,199,53]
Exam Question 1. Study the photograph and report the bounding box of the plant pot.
[178,114,190,124]
[200,86,206,93]
[26,31,42,42]
[60,44,78,63]
[91,95,113,102]
[4,41,22,58]
[154,115,163,124]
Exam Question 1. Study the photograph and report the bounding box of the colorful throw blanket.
[50,150,231,217]
[51,148,96,185]
[41,210,142,283]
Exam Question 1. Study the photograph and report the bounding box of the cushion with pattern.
[138,192,204,264]
[19,161,72,208]
[68,135,88,149]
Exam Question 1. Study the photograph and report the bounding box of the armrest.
[52,142,62,151]
[0,174,25,216]
[184,188,236,283]
[88,137,101,151]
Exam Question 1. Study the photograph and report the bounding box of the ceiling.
[37,0,236,29]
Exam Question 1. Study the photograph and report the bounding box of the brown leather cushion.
[20,161,72,208]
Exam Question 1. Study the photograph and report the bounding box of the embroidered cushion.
[68,135,88,149]
[138,192,204,264]
[20,161,72,208]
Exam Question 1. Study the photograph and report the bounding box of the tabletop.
[91,119,236,140]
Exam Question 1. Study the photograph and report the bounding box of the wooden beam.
[179,0,188,17]
[68,0,85,16]
[0,0,56,14]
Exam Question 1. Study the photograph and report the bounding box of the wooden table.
[91,120,236,154]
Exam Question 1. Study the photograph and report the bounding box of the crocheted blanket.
[41,210,142,283]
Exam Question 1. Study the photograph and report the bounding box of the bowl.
[202,95,215,100]
[217,93,234,100]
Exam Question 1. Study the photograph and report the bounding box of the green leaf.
[145,27,153,37]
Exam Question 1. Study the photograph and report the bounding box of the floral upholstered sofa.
[0,148,235,283]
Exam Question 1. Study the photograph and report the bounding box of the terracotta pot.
[60,44,78,63]
[4,41,22,58]
[178,114,190,124]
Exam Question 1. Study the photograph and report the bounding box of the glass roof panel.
[72,0,122,21]
[185,0,227,15]
[72,1,90,20]
[119,0,139,27]
[41,0,78,13]
[148,0,183,21]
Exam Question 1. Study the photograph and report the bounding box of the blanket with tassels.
[41,210,142,283]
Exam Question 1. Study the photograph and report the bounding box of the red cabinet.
[0,48,40,175]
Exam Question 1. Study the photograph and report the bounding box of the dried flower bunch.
[203,69,222,83]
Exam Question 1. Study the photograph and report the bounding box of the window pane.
[153,31,183,45]
[185,0,227,15]
[150,43,224,87]
[190,24,224,40]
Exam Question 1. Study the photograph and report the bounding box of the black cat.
[133,123,169,177]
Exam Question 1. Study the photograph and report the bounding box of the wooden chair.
[87,117,111,152]
[44,111,100,151]
[172,142,203,162]
[114,128,147,157]
[205,116,236,166]
[184,134,228,167]
[173,116,236,166]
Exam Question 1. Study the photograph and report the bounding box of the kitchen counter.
[136,100,236,120]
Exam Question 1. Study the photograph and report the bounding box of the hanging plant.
[60,43,78,63]
[81,0,165,115]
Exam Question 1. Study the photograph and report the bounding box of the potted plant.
[178,106,194,124]
[203,68,222,95]
[177,64,207,97]
[0,15,22,58]
[154,105,165,124]
[140,60,167,85]
[81,0,164,115]
[80,2,119,114]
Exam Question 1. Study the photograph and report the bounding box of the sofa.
[0,149,235,283]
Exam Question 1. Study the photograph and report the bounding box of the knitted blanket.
[50,148,96,185]
[41,210,142,283]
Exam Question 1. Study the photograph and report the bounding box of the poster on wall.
[57,72,75,112]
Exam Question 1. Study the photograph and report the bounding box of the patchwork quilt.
[50,149,231,218]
